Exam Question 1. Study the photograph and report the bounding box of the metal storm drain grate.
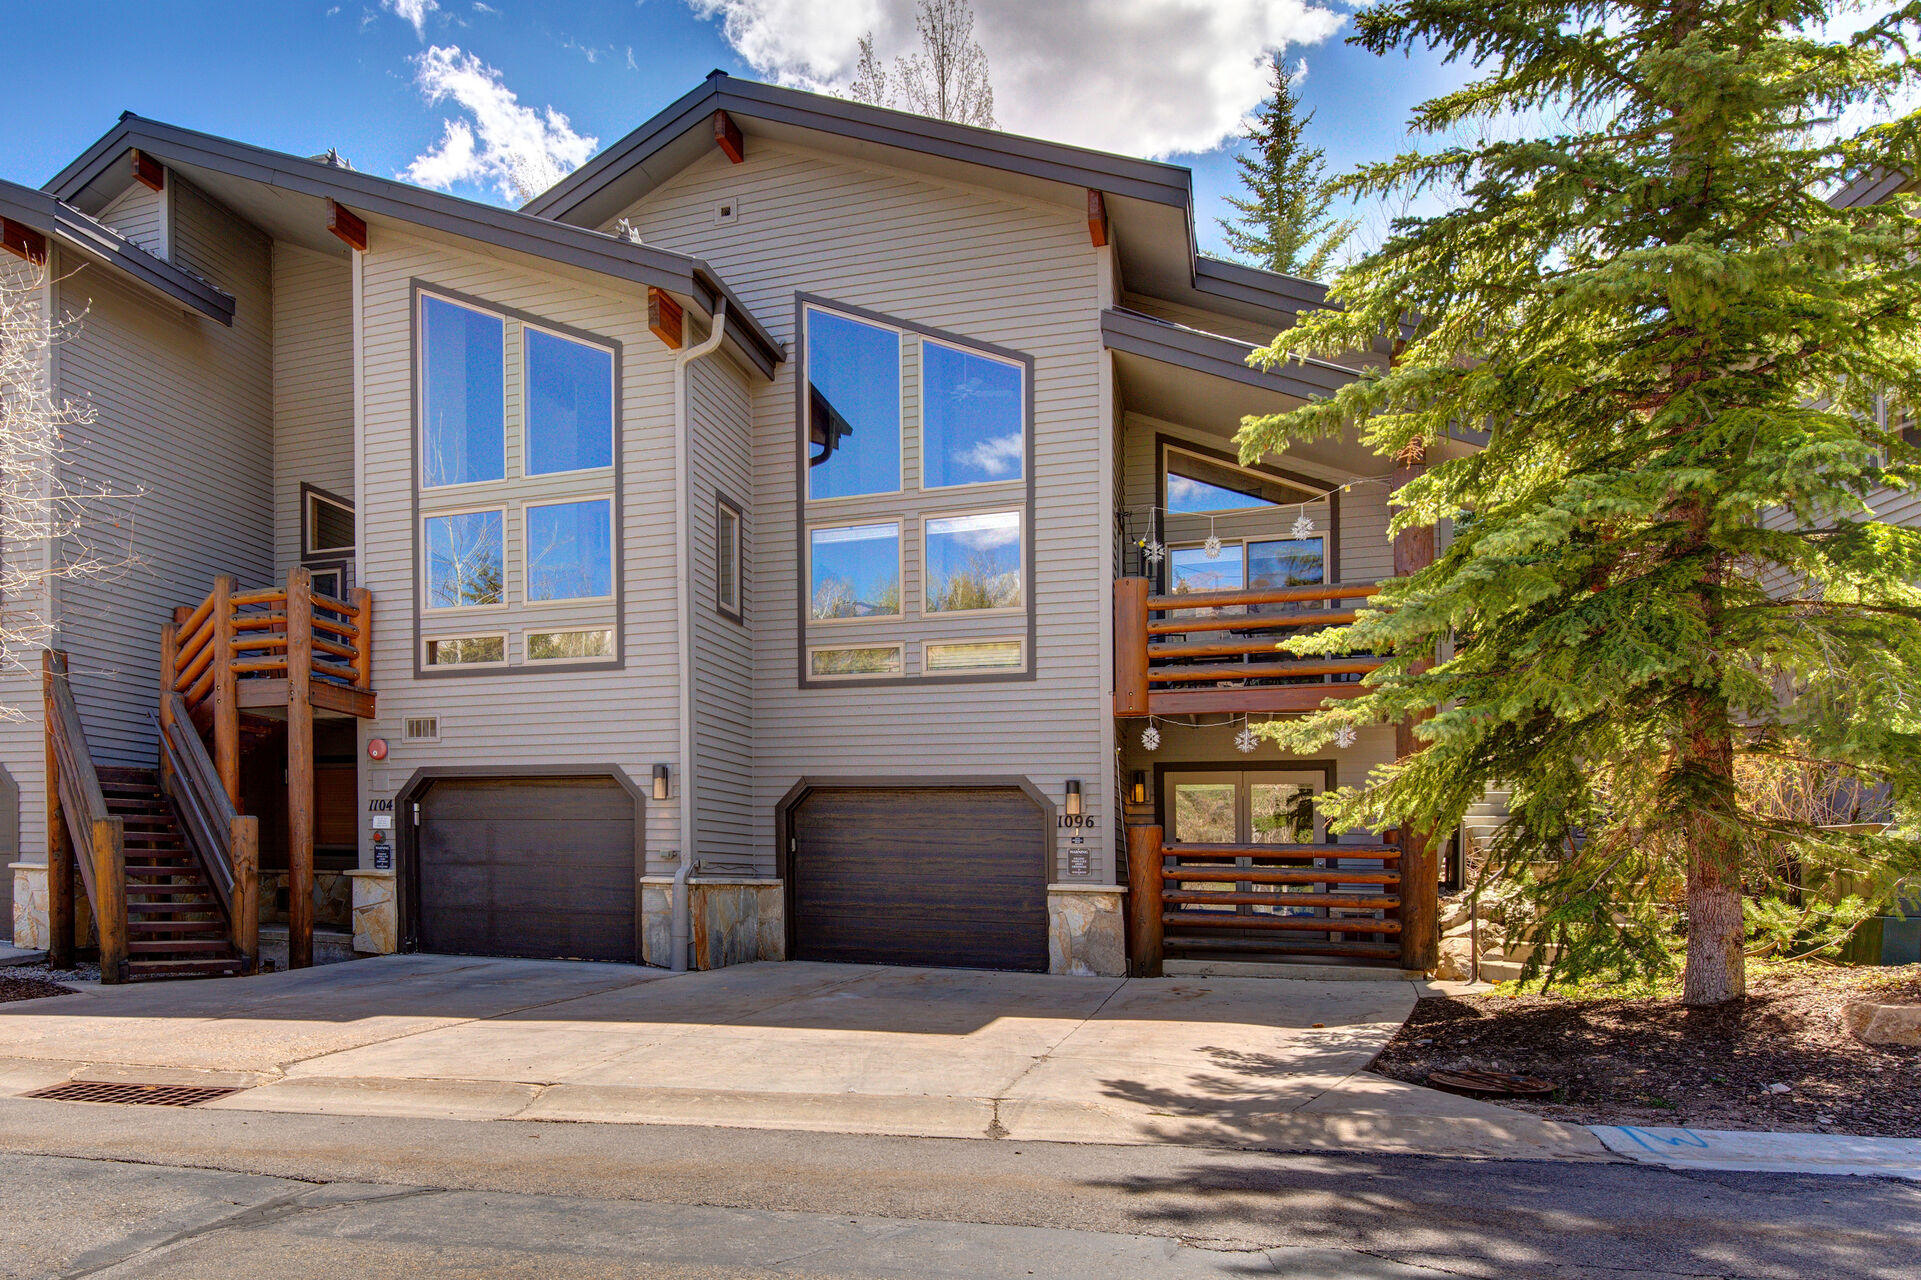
[26,1080,242,1107]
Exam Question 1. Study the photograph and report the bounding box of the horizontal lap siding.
[689,354,756,869]
[621,142,1108,881]
[354,226,682,869]
[54,179,275,766]
[97,182,165,257]
[272,244,354,575]
[0,260,51,890]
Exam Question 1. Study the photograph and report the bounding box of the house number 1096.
[1058,814,1096,829]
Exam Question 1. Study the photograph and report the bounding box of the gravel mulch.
[1373,963,1921,1138]
[0,972,77,1004]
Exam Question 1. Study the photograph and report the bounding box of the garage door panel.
[793,786,1048,971]
[417,777,637,963]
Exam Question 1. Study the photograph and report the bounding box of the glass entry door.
[1164,770,1324,845]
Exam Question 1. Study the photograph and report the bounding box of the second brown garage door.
[414,775,637,963]
[790,786,1048,971]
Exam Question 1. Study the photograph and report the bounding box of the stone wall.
[641,877,784,970]
[349,869,396,954]
[9,863,43,949]
[258,870,352,928]
[1047,884,1127,977]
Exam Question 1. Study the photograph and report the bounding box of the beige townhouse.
[2,74,1470,983]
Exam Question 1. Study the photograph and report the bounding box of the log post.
[350,586,373,689]
[1392,441,1440,972]
[230,814,260,973]
[42,652,74,969]
[1115,577,1151,716]
[286,567,315,970]
[158,620,178,797]
[1126,823,1165,977]
[92,815,126,983]
[210,575,239,805]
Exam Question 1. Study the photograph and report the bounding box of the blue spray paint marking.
[1613,1125,1711,1153]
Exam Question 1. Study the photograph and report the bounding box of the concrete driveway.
[0,956,1600,1157]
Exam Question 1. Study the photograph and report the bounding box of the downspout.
[670,297,728,972]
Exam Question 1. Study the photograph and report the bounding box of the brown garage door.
[791,786,1047,971]
[415,776,636,962]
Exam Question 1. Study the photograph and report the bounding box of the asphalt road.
[0,1098,1913,1279]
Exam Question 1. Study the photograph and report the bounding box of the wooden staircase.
[98,767,246,981]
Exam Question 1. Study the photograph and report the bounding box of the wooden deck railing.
[154,693,259,972]
[1114,577,1384,715]
[43,651,127,983]
[162,568,374,798]
[1126,824,1408,975]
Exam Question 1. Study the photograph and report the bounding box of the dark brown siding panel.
[792,786,1047,971]
[417,776,636,962]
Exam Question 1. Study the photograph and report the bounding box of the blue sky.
[3,2,1472,263]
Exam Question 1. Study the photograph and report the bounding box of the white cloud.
[403,46,599,203]
[686,0,1344,158]
[383,0,440,38]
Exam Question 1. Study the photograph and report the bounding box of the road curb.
[1591,1124,1921,1179]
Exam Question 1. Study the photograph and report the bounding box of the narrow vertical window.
[420,295,505,487]
[804,308,902,500]
[716,497,742,620]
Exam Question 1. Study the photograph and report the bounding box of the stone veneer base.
[640,877,785,970]
[1047,884,1128,977]
[346,869,398,955]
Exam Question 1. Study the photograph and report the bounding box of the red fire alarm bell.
[367,737,389,761]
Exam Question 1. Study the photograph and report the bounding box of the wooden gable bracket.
[713,109,746,165]
[1087,190,1110,248]
[327,200,368,253]
[648,287,685,351]
[131,149,165,193]
[1,217,48,266]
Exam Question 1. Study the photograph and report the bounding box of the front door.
[1162,770,1329,924]
[1163,770,1324,845]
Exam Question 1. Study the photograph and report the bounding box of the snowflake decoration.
[1142,539,1166,566]
[1291,512,1316,539]
[1202,533,1223,560]
[1235,723,1259,754]
[1334,724,1358,749]
[1140,723,1160,751]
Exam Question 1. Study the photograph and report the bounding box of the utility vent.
[714,197,741,226]
[27,1080,242,1107]
[403,716,440,743]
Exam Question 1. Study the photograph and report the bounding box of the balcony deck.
[1114,577,1383,716]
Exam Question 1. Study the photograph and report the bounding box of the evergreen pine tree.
[1241,0,1921,1005]
[1219,54,1354,280]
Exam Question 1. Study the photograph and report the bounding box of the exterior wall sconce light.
[1131,770,1147,805]
[652,764,671,801]
[1064,779,1082,816]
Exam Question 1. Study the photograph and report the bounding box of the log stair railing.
[1115,578,1385,716]
[154,694,259,975]
[1127,824,1411,975]
[43,652,256,983]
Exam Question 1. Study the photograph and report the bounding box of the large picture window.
[524,327,615,475]
[796,294,1033,685]
[805,308,901,501]
[421,296,505,488]
[414,284,623,675]
[922,340,1024,488]
[809,522,901,620]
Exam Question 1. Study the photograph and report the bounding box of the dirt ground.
[0,972,76,1004]
[1374,963,1921,1137]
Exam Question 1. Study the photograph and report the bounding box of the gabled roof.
[522,72,1336,334]
[44,114,783,377]
[0,179,234,324]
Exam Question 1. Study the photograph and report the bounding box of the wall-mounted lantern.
[1064,779,1082,817]
[652,764,671,801]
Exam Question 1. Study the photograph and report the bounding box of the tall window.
[715,497,742,620]
[798,297,1033,683]
[806,309,901,500]
[415,286,620,673]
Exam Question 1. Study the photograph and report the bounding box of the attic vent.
[714,197,740,226]
[403,716,440,743]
